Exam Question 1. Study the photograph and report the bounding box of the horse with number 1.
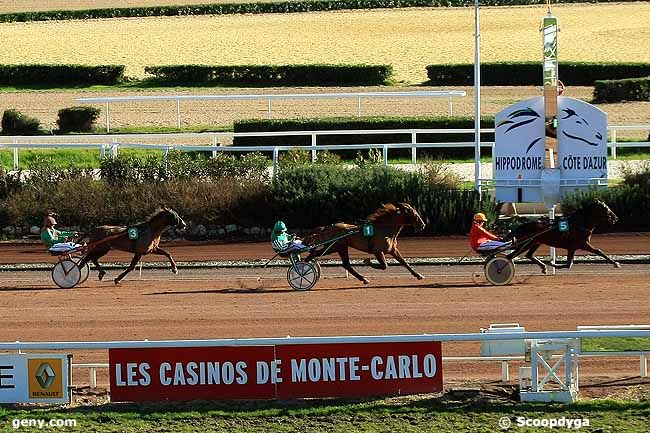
[294,202,426,289]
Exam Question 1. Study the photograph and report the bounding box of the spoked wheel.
[52,259,81,289]
[312,260,322,280]
[287,261,319,291]
[73,258,90,285]
[484,254,516,286]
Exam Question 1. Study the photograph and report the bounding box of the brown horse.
[302,203,426,284]
[508,199,620,273]
[79,206,187,284]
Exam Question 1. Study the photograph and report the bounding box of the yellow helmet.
[473,212,487,222]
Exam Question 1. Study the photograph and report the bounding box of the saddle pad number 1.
[128,227,139,240]
[362,223,374,237]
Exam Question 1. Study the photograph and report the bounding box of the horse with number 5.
[78,206,187,284]
[302,202,426,284]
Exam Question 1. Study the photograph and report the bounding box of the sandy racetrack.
[1,236,648,388]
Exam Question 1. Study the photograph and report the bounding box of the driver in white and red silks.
[40,212,82,253]
[470,212,512,254]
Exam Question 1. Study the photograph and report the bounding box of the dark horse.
[302,203,426,284]
[79,206,187,284]
[508,199,620,273]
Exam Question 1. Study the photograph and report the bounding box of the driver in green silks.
[40,212,82,253]
[271,221,307,254]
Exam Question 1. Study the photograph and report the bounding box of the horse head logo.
[496,107,543,154]
[560,108,603,147]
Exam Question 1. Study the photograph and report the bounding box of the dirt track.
[1,235,649,388]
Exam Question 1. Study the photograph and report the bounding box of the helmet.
[45,216,57,227]
[473,212,487,222]
[273,221,287,232]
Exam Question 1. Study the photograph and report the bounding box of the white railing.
[76,91,468,131]
[5,327,648,389]
[1,126,647,173]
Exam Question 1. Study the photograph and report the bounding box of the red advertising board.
[109,341,442,402]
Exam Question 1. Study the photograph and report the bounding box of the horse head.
[583,199,618,227]
[560,108,604,147]
[160,206,187,231]
[397,203,426,232]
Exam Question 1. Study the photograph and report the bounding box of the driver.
[271,221,307,254]
[41,212,83,253]
[470,213,512,253]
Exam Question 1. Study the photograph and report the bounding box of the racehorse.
[302,203,426,284]
[78,206,187,284]
[508,199,620,273]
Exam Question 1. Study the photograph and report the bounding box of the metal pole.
[272,147,279,178]
[12,147,18,170]
[176,100,181,129]
[611,129,617,159]
[411,131,417,164]
[358,97,362,117]
[474,0,482,192]
[382,144,388,167]
[105,102,110,132]
[449,97,453,116]
[311,133,317,163]
[268,99,272,119]
[549,206,556,275]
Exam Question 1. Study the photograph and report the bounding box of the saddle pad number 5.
[558,219,570,232]
[128,227,139,240]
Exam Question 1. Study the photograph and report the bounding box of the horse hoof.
[172,269,179,274]
[614,262,621,268]
[362,258,372,266]
[362,279,370,285]
[114,279,120,285]
[98,272,105,281]
[541,267,548,275]
[416,273,424,280]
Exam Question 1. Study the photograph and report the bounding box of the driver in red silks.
[470,212,512,253]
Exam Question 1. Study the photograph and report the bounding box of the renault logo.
[35,363,56,389]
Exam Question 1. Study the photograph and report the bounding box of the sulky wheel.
[73,258,91,285]
[484,254,516,286]
[287,261,319,291]
[52,259,81,289]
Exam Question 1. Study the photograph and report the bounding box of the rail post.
[12,139,18,170]
[272,147,279,178]
[100,144,106,159]
[89,367,97,389]
[176,100,182,129]
[212,136,221,158]
[311,133,317,163]
[358,97,362,117]
[105,101,111,132]
[501,361,510,382]
[382,144,388,167]
[268,99,272,119]
[411,131,417,164]
[610,129,617,159]
[641,354,648,378]
[448,96,453,116]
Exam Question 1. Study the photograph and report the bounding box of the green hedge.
[0,0,639,23]
[144,64,393,86]
[57,106,101,133]
[0,64,124,86]
[233,116,495,159]
[593,76,650,103]
[1,109,42,135]
[426,62,650,86]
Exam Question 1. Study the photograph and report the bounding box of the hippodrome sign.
[494,97,608,203]
[109,342,443,402]
[0,354,70,404]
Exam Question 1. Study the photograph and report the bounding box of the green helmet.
[273,221,287,232]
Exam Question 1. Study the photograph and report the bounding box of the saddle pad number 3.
[128,227,139,240]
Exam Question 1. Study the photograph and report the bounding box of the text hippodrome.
[114,354,438,387]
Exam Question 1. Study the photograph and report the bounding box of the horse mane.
[366,203,399,222]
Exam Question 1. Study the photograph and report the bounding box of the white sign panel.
[0,354,70,404]
[557,97,608,196]
[494,97,546,202]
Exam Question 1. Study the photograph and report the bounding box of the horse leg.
[549,249,575,269]
[390,248,424,280]
[78,246,109,281]
[338,248,369,284]
[523,244,548,274]
[363,252,388,270]
[151,247,178,274]
[582,241,621,268]
[114,253,143,285]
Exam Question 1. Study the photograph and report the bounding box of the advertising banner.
[0,354,70,404]
[557,97,608,196]
[109,341,443,402]
[494,97,546,202]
